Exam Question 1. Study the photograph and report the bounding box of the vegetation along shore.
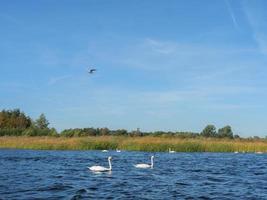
[1,136,267,152]
[0,109,267,152]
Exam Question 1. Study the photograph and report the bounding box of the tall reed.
[0,136,267,152]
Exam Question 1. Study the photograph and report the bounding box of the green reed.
[0,136,267,152]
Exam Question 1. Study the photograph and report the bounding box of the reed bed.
[0,136,267,152]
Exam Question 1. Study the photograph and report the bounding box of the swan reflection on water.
[91,170,112,175]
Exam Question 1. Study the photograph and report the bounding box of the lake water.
[0,149,267,199]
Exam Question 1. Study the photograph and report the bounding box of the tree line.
[0,109,57,136]
[200,124,236,139]
[0,109,264,139]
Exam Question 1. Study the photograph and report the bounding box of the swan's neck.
[151,157,154,168]
[108,159,112,170]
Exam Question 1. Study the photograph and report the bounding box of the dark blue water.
[0,149,267,200]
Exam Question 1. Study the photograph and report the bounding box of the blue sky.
[1,0,267,137]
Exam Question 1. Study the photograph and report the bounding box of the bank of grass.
[0,136,267,152]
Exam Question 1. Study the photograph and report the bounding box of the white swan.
[256,151,263,154]
[134,156,154,169]
[88,156,112,172]
[102,150,108,152]
[169,148,176,153]
[116,149,121,152]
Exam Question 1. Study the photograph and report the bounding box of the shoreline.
[0,148,266,154]
[0,136,267,153]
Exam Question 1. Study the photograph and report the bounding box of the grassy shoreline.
[1,136,267,152]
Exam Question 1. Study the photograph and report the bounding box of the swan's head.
[151,156,154,159]
[108,156,112,160]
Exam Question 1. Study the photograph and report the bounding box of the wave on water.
[1,150,267,199]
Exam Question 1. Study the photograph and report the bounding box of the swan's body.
[135,163,151,168]
[116,149,121,152]
[135,156,154,169]
[234,151,239,154]
[256,151,263,154]
[169,148,175,153]
[88,156,112,172]
[102,150,108,152]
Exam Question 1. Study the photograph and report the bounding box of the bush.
[0,128,24,136]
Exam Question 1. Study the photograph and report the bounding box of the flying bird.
[87,68,97,74]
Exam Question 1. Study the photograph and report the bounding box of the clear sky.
[1,0,267,137]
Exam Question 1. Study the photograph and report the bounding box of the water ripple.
[0,150,267,199]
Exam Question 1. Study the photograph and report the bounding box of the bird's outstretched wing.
[87,68,97,74]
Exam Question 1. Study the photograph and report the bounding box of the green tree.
[61,129,75,137]
[22,128,38,136]
[49,128,58,136]
[82,128,97,136]
[114,129,128,136]
[233,134,240,139]
[35,113,49,129]
[201,125,217,137]
[253,136,261,140]
[218,125,233,139]
[0,109,31,129]
[99,128,110,136]
[131,128,143,136]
